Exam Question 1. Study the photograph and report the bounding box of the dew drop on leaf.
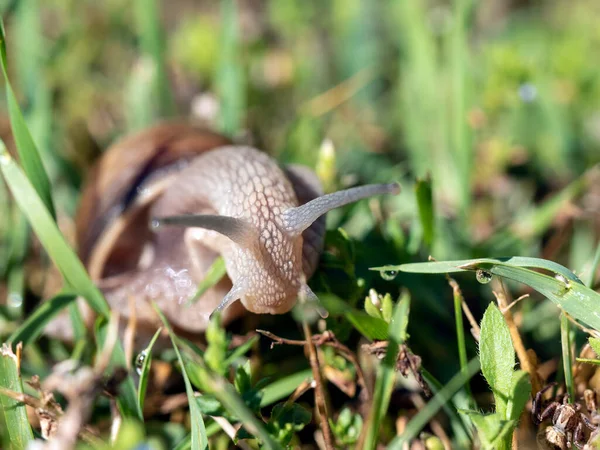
[135,351,147,375]
[380,270,398,281]
[476,269,493,284]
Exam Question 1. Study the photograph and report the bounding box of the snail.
[73,122,399,335]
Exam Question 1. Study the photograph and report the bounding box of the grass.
[1,0,600,448]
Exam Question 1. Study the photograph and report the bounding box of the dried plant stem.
[257,329,370,401]
[301,320,334,450]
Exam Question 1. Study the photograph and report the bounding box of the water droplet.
[150,219,161,229]
[135,351,147,375]
[381,270,398,281]
[554,274,571,294]
[476,269,493,284]
[7,293,22,308]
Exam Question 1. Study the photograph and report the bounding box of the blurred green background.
[1,0,600,447]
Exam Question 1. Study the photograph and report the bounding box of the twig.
[301,320,335,450]
[257,329,371,401]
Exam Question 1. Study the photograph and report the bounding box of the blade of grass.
[259,369,313,407]
[152,303,208,450]
[585,242,600,288]
[8,293,76,346]
[137,327,162,416]
[0,343,33,448]
[388,358,481,449]
[5,210,28,320]
[134,0,175,117]
[0,140,108,316]
[0,20,55,219]
[216,0,245,136]
[188,256,227,305]
[450,278,472,404]
[560,313,575,401]
[363,291,410,450]
[373,256,583,282]
[387,257,600,331]
[95,319,142,420]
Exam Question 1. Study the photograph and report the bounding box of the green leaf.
[377,257,600,332]
[461,410,515,450]
[480,303,514,419]
[346,310,389,340]
[415,175,435,247]
[364,292,411,450]
[0,344,33,448]
[373,256,582,282]
[589,337,600,357]
[95,320,141,420]
[507,370,530,421]
[137,327,162,416]
[388,358,481,449]
[217,0,245,136]
[8,293,76,346]
[187,256,227,305]
[152,303,208,450]
[260,369,313,407]
[268,403,312,445]
[0,142,108,316]
[0,21,55,219]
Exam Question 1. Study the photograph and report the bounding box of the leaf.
[479,303,514,419]
[507,370,530,422]
[137,327,162,415]
[95,320,141,420]
[346,311,389,340]
[0,344,33,449]
[187,256,227,305]
[589,337,600,357]
[376,257,600,332]
[152,303,208,450]
[0,21,55,219]
[0,142,108,316]
[364,293,411,450]
[415,175,435,247]
[388,358,481,449]
[8,293,76,346]
[461,410,515,450]
[260,369,313,407]
[373,256,582,282]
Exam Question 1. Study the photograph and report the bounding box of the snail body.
[76,123,399,333]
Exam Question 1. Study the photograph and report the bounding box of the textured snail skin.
[74,123,399,334]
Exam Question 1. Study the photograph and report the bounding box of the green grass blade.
[414,176,435,248]
[585,242,600,288]
[259,368,313,407]
[0,140,108,316]
[216,0,245,136]
[134,0,175,118]
[5,211,28,320]
[0,344,33,448]
[560,313,575,401]
[388,358,481,449]
[95,320,141,420]
[364,292,410,450]
[387,257,600,331]
[0,20,55,219]
[137,327,162,416]
[374,256,582,282]
[8,293,76,346]
[188,256,227,305]
[152,303,208,450]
